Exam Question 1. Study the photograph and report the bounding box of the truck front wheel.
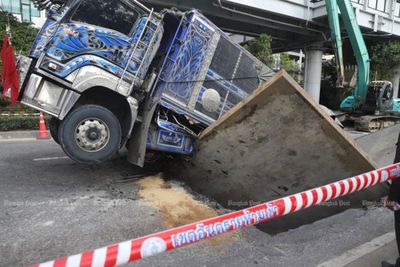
[49,117,60,144]
[59,105,122,164]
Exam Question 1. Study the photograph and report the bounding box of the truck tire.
[49,117,60,144]
[58,105,122,164]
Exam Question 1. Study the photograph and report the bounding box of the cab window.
[71,0,140,35]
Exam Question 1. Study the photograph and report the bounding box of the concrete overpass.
[140,0,400,50]
[140,0,400,102]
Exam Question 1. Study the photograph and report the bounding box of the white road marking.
[33,156,69,161]
[0,138,37,142]
[317,232,396,267]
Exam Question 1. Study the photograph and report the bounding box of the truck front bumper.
[19,56,80,119]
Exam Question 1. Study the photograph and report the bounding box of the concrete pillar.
[304,48,323,103]
[391,66,400,99]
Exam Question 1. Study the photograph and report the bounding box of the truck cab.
[17,0,273,166]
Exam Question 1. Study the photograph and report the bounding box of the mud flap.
[126,102,158,167]
[169,71,388,233]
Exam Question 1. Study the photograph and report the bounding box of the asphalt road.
[0,138,398,267]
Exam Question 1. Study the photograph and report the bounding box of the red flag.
[1,35,19,105]
[7,45,19,105]
[1,35,9,87]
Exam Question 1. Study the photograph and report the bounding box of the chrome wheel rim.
[74,118,110,153]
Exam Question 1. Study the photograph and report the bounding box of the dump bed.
[152,10,274,126]
[170,71,387,233]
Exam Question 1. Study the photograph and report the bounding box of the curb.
[317,232,397,267]
[0,130,46,140]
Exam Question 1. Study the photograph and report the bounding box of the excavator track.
[354,115,400,132]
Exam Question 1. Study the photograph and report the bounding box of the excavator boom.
[327,0,400,130]
[326,0,370,111]
[325,0,345,88]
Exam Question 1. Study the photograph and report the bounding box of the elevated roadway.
[140,0,400,101]
[140,0,400,51]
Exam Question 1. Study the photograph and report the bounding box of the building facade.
[0,0,46,28]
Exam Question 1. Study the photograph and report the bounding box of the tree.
[243,34,273,67]
[280,53,300,73]
[243,35,300,73]
[0,11,39,56]
[370,41,400,81]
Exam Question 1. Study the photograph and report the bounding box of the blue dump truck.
[16,0,273,166]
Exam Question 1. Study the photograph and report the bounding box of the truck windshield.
[71,0,140,35]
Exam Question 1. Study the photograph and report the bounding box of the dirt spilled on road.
[136,174,240,248]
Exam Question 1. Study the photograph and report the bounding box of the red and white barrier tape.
[0,113,40,117]
[33,163,400,267]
